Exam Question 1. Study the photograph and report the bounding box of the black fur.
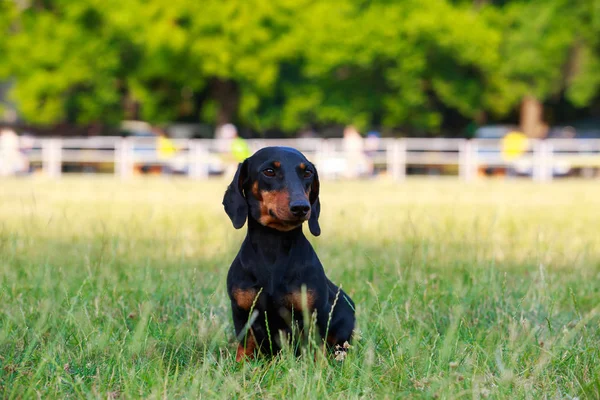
[222,147,355,359]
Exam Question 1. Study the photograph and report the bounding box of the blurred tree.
[562,0,600,109]
[190,0,305,128]
[0,1,19,121]
[0,2,15,79]
[269,0,500,133]
[5,0,127,125]
[103,0,207,123]
[111,0,306,127]
[481,0,600,136]
[2,0,599,136]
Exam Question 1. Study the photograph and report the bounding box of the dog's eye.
[263,168,276,177]
[303,170,313,178]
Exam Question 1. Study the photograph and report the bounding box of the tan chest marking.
[233,288,259,310]
[286,289,317,312]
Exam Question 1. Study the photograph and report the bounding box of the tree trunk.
[211,78,240,126]
[520,95,547,138]
[123,92,140,121]
[473,0,489,9]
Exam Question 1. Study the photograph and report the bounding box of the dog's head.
[223,146,320,236]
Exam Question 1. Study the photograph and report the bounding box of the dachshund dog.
[223,146,355,361]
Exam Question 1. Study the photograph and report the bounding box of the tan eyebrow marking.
[299,163,306,169]
[273,161,281,168]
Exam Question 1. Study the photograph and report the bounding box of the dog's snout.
[290,201,310,217]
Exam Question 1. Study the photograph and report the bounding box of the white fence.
[3,136,600,181]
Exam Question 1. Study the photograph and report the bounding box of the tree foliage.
[482,0,600,115]
[2,0,599,135]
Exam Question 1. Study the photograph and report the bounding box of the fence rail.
[2,136,600,181]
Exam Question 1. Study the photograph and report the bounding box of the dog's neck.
[245,217,306,264]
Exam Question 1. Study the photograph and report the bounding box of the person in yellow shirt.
[216,124,252,177]
[157,132,177,159]
[501,130,528,162]
[156,129,178,174]
[231,134,251,163]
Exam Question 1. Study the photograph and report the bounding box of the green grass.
[1,177,599,399]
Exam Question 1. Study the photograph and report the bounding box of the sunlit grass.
[1,176,599,398]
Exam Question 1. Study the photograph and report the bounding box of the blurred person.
[364,131,381,176]
[19,133,35,174]
[231,134,251,163]
[0,128,29,176]
[501,129,528,162]
[216,123,251,177]
[156,128,178,175]
[342,125,370,178]
[558,126,576,139]
[501,129,528,177]
[215,123,237,153]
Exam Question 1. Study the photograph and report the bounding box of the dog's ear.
[223,160,249,229]
[308,165,321,236]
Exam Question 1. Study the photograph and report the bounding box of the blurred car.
[474,125,519,140]
[546,125,600,178]
[547,125,600,140]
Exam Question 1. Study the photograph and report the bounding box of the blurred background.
[1,0,600,180]
[1,4,600,397]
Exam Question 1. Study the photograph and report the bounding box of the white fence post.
[115,137,133,179]
[114,138,122,178]
[188,140,209,179]
[316,138,326,165]
[42,138,62,178]
[459,139,467,181]
[459,139,477,182]
[386,140,394,180]
[544,142,553,182]
[387,139,406,181]
[533,140,553,182]
[470,141,479,181]
[320,139,336,180]
[532,140,541,182]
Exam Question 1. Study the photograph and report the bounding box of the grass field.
[1,177,599,399]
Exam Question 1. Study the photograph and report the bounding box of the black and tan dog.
[223,146,355,361]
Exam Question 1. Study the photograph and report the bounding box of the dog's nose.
[290,201,310,217]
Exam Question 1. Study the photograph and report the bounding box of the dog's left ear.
[308,165,321,236]
[223,159,249,229]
